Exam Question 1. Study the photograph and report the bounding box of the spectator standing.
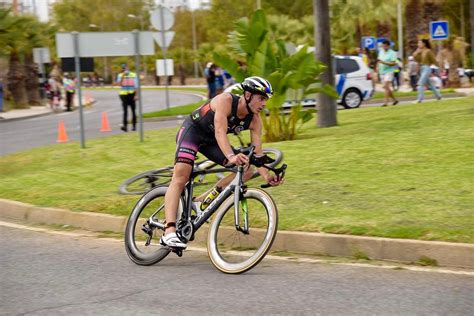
[214,66,225,95]
[413,39,442,103]
[63,73,76,112]
[407,56,418,91]
[204,62,216,99]
[116,63,138,132]
[47,75,62,110]
[376,40,399,106]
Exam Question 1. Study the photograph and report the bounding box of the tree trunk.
[376,22,391,39]
[7,50,29,109]
[471,0,474,68]
[24,53,42,106]
[313,0,337,128]
[406,0,422,54]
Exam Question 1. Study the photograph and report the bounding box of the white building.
[0,0,55,22]
[155,0,210,11]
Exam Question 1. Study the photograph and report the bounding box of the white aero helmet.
[241,76,273,99]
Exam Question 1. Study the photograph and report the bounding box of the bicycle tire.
[118,167,174,195]
[207,188,278,274]
[124,186,183,265]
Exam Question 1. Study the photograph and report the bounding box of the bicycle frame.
[146,164,245,235]
[183,164,248,234]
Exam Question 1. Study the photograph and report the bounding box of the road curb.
[0,110,53,123]
[1,198,473,269]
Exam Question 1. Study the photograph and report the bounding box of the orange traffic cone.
[57,120,69,143]
[100,112,112,132]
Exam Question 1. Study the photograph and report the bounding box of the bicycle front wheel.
[207,188,278,274]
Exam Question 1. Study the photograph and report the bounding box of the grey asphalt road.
[1,225,473,315]
[0,89,202,156]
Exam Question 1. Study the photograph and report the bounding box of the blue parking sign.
[361,36,376,50]
[430,21,449,40]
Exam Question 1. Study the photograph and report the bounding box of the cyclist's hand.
[228,153,249,166]
[264,173,284,187]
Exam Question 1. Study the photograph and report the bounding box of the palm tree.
[330,0,399,53]
[0,9,29,108]
[406,0,443,52]
[22,17,53,106]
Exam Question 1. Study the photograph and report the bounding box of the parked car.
[224,56,374,110]
[333,55,374,108]
[282,55,374,109]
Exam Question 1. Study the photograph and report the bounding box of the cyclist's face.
[250,94,268,114]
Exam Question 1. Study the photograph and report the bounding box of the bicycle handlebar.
[237,145,287,189]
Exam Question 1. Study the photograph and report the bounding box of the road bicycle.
[118,134,283,195]
[124,146,287,274]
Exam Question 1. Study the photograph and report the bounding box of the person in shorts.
[377,40,399,107]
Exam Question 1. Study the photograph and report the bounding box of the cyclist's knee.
[171,163,192,186]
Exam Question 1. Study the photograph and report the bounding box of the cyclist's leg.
[162,120,200,246]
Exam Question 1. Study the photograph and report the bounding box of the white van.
[334,55,374,108]
[225,55,374,109]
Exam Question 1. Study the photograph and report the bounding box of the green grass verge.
[1,98,473,243]
[143,101,203,118]
[372,88,456,99]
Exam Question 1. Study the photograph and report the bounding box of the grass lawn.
[1,98,473,243]
[143,101,204,118]
[372,88,456,99]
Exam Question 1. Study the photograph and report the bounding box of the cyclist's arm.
[213,94,248,165]
[249,116,280,185]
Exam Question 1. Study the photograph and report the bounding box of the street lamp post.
[191,9,198,78]
[397,0,404,61]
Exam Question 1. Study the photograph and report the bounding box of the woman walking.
[413,39,442,103]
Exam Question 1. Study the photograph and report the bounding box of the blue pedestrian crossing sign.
[430,21,449,40]
[361,36,376,50]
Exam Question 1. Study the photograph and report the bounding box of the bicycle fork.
[234,166,249,235]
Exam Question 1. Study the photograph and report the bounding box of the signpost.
[156,59,174,76]
[361,36,376,50]
[33,47,50,99]
[56,31,156,146]
[150,5,175,110]
[430,21,449,40]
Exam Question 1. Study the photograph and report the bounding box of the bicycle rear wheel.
[124,186,183,265]
[118,167,174,195]
[207,188,278,274]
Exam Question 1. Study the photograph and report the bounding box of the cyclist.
[161,76,284,249]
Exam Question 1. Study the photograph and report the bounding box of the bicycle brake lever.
[261,164,287,188]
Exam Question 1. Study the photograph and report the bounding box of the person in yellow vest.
[117,63,138,132]
[63,73,76,112]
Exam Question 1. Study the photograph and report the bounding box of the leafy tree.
[213,10,334,141]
